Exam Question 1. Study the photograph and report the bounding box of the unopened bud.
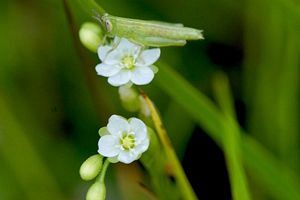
[80,155,103,181]
[79,22,104,52]
[118,85,140,112]
[86,181,106,200]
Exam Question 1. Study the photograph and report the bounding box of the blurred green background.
[0,0,299,199]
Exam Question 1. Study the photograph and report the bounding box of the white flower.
[95,38,160,87]
[97,115,150,164]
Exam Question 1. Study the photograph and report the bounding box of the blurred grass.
[244,0,299,174]
[0,0,299,199]
[0,97,65,200]
[156,63,300,200]
[213,73,251,200]
[163,102,195,159]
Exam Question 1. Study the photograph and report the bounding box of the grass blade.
[212,72,251,200]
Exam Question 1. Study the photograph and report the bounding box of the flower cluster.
[79,24,160,200]
[79,11,204,198]
[96,38,160,87]
[80,114,150,199]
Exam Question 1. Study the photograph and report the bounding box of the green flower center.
[120,133,136,150]
[122,55,135,69]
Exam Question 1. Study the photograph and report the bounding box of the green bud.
[86,182,106,200]
[80,155,103,181]
[118,85,140,112]
[79,22,104,53]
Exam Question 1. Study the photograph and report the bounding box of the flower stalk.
[98,159,110,183]
[141,93,198,200]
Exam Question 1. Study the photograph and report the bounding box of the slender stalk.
[141,93,198,200]
[77,0,106,16]
[98,159,110,183]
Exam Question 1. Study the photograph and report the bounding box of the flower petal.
[131,66,154,85]
[98,45,113,61]
[117,151,138,164]
[136,48,160,67]
[97,135,120,157]
[117,38,140,55]
[108,70,131,86]
[107,115,129,135]
[113,37,121,44]
[104,49,123,65]
[135,138,150,154]
[95,63,120,77]
[128,118,147,141]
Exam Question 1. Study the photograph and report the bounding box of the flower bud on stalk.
[79,22,104,52]
[86,181,106,200]
[80,154,103,181]
[118,85,140,112]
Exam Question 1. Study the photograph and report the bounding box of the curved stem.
[98,159,110,183]
[142,93,198,200]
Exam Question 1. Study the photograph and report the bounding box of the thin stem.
[98,159,110,183]
[77,0,106,16]
[141,93,198,200]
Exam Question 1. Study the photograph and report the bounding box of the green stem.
[142,94,198,200]
[98,159,110,183]
[77,0,106,16]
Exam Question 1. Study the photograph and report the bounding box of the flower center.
[122,55,135,69]
[120,133,136,150]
